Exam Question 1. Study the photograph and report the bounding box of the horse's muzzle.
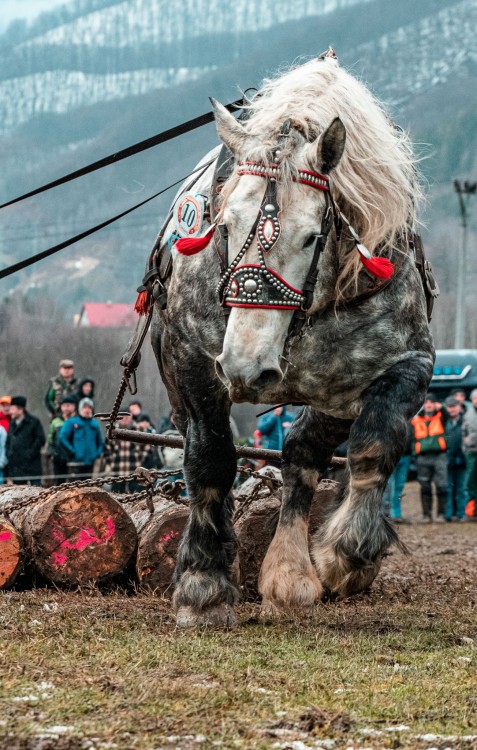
[215,354,283,403]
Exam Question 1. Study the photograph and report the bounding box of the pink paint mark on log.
[158,530,180,544]
[0,531,12,542]
[52,552,68,566]
[50,517,116,563]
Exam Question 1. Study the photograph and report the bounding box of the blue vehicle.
[430,349,477,400]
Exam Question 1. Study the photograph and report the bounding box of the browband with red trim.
[238,161,329,191]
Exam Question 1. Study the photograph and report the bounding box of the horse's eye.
[303,234,317,249]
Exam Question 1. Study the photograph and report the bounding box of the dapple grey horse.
[141,52,435,626]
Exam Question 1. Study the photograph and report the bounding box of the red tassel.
[175,226,215,256]
[358,254,394,280]
[134,290,151,316]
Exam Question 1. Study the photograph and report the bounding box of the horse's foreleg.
[172,391,238,628]
[312,355,432,597]
[259,408,351,612]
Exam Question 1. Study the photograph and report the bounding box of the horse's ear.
[210,97,249,156]
[310,117,346,174]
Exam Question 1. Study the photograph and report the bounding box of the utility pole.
[454,179,477,349]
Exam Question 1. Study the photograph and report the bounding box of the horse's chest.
[273,321,401,417]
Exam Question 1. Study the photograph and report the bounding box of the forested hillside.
[0,0,475,347]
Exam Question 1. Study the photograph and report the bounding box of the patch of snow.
[384,725,410,732]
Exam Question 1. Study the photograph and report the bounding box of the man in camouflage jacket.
[45,359,78,418]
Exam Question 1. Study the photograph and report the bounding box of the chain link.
[0,467,191,515]
[233,466,282,522]
[0,465,283,517]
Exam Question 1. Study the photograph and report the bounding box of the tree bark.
[0,514,23,589]
[0,485,137,584]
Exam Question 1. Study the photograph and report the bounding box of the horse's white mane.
[223,56,422,295]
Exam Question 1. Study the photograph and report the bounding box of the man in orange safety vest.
[411,392,448,523]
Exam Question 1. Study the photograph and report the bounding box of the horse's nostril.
[215,358,227,384]
[249,368,283,391]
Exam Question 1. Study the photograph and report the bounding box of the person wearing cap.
[411,392,449,523]
[128,400,142,422]
[47,395,78,485]
[0,396,11,432]
[462,388,477,520]
[5,396,45,485]
[444,396,467,521]
[45,359,77,418]
[136,413,161,469]
[58,397,103,479]
[450,388,472,414]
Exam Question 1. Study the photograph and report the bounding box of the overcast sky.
[1,0,71,31]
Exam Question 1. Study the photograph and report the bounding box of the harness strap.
[412,233,439,322]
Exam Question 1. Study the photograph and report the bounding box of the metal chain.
[0,467,187,515]
[233,466,282,522]
[0,465,282,517]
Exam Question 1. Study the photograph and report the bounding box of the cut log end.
[23,487,137,584]
[0,516,23,589]
[136,505,189,595]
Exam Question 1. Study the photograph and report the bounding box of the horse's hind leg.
[259,407,351,612]
[171,384,239,628]
[312,356,431,597]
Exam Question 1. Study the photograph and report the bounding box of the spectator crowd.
[0,358,177,492]
[384,388,477,523]
[1,360,477,521]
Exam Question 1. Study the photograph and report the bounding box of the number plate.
[174,193,205,238]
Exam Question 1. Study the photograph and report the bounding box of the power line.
[0,97,243,210]
[0,218,164,245]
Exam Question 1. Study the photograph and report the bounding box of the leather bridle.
[216,121,337,342]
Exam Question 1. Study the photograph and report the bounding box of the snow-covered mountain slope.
[355,0,477,105]
[0,66,215,131]
[0,0,375,134]
[19,0,373,47]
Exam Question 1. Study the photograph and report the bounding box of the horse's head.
[211,99,346,403]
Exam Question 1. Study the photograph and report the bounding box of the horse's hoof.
[259,599,290,621]
[175,604,237,629]
[314,544,382,597]
[259,567,323,610]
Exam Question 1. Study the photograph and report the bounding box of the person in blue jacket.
[59,397,104,478]
[257,406,295,451]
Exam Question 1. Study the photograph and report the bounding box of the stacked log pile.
[0,470,342,597]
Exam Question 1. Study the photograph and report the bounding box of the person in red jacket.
[0,395,11,432]
[411,392,448,523]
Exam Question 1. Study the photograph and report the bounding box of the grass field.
[1,483,476,750]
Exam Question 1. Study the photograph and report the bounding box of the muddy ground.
[1,481,476,750]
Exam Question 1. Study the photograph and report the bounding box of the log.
[0,485,43,590]
[0,485,137,585]
[0,515,23,589]
[233,468,342,600]
[124,495,189,595]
